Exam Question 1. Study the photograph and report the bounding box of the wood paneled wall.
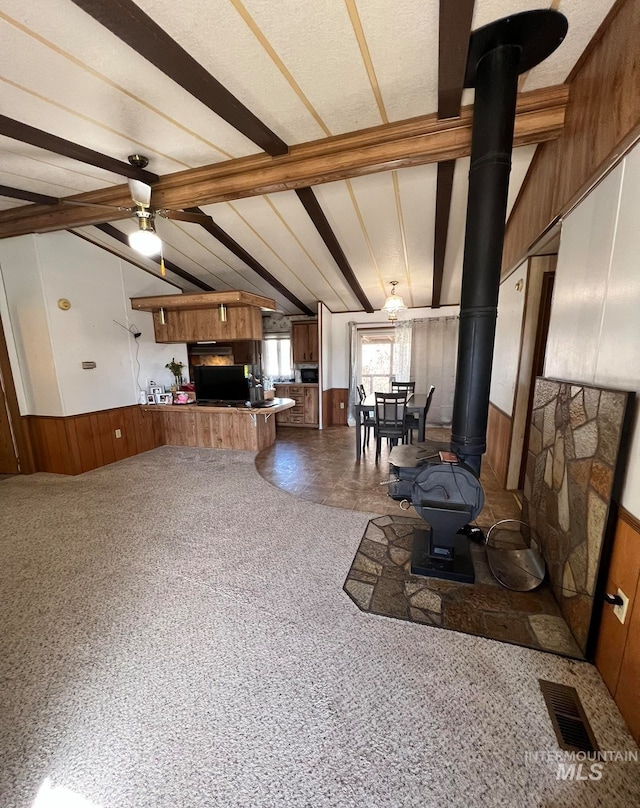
[595,509,640,743]
[485,403,512,489]
[503,0,640,273]
[28,405,163,475]
[322,388,349,427]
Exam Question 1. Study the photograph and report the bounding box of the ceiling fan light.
[129,222,161,257]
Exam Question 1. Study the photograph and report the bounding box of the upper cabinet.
[292,320,318,363]
[130,291,275,344]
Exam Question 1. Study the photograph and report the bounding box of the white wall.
[0,232,188,417]
[120,261,188,395]
[327,305,460,389]
[546,144,640,518]
[489,269,528,415]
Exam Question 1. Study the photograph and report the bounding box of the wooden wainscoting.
[147,406,276,452]
[322,388,349,427]
[485,403,513,489]
[595,508,640,743]
[28,405,163,475]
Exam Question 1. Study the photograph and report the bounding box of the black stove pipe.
[450,12,567,476]
[450,45,520,475]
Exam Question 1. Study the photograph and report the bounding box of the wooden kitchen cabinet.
[130,291,272,344]
[152,306,263,343]
[304,387,319,425]
[274,384,318,427]
[291,321,318,363]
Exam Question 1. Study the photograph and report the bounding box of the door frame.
[505,255,557,490]
[0,313,34,473]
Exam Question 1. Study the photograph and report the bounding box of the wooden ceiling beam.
[0,84,568,239]
[69,0,365,311]
[437,0,475,120]
[0,114,159,184]
[295,188,374,313]
[431,0,475,308]
[432,161,456,308]
[186,207,314,315]
[69,230,182,291]
[69,0,288,157]
[92,223,214,291]
[0,185,59,206]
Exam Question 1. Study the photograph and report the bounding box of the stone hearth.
[344,515,583,658]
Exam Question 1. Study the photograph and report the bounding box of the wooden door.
[0,315,26,474]
[518,270,555,488]
[0,375,18,473]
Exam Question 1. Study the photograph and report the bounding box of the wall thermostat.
[58,298,71,310]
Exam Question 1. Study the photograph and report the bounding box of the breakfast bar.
[141,398,295,452]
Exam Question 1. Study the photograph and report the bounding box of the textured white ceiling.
[0,0,618,312]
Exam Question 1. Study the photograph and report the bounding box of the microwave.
[300,368,318,383]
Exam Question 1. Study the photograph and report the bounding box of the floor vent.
[539,679,599,752]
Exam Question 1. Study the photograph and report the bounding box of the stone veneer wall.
[522,378,633,654]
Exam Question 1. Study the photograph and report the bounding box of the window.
[358,329,396,395]
[263,335,292,380]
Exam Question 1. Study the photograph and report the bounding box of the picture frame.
[146,394,156,405]
[149,386,163,396]
[156,393,173,405]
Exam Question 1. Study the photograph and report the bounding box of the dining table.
[354,392,429,460]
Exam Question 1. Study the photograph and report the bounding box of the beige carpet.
[1,446,638,807]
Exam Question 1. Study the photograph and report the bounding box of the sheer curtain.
[410,316,459,424]
[347,321,358,426]
[391,320,412,382]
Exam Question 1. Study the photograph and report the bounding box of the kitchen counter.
[140,398,295,451]
[274,382,319,387]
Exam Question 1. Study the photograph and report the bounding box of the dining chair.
[358,385,375,447]
[374,391,409,462]
[391,382,416,441]
[406,384,436,443]
[391,381,415,395]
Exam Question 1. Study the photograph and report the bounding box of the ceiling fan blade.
[128,178,152,208]
[59,198,128,211]
[162,210,212,225]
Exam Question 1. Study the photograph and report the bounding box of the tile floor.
[256,425,584,658]
[256,425,522,523]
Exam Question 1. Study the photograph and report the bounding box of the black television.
[194,365,250,404]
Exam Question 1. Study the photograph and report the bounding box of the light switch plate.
[114,429,122,439]
[613,588,629,624]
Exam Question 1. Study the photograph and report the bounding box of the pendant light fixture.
[382,281,407,321]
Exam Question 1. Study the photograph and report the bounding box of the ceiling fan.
[64,154,212,269]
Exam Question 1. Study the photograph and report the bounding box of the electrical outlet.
[115,429,122,439]
[613,588,629,624]
[340,402,345,409]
